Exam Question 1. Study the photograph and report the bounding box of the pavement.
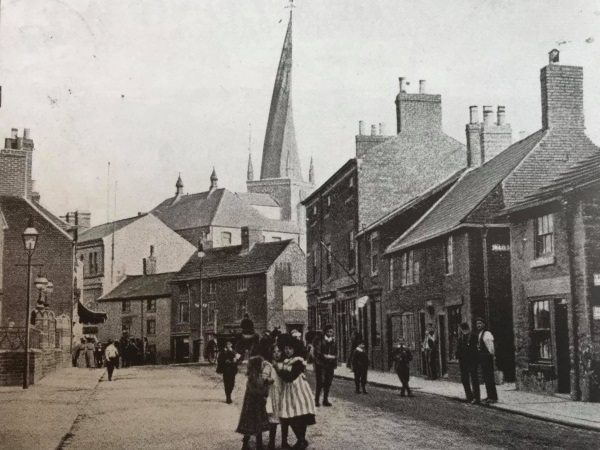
[0,367,104,450]
[327,364,600,432]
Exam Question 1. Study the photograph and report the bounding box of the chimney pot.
[398,77,405,93]
[469,106,479,124]
[419,80,427,94]
[23,128,31,140]
[359,120,365,136]
[371,124,377,136]
[483,106,494,126]
[497,106,506,126]
[10,128,17,139]
[150,245,154,256]
[379,122,385,135]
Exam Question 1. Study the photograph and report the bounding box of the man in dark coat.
[393,338,413,397]
[313,324,337,407]
[456,322,480,404]
[351,341,369,394]
[240,313,254,336]
[476,318,498,403]
[257,330,274,361]
[216,340,240,404]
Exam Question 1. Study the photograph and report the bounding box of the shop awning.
[77,300,107,325]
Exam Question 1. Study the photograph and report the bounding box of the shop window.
[401,313,416,350]
[535,214,554,258]
[447,306,462,361]
[531,300,551,361]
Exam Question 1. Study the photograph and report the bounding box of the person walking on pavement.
[351,340,369,394]
[104,339,119,381]
[217,340,240,404]
[85,338,96,369]
[456,322,481,404]
[276,334,316,450]
[346,330,363,371]
[263,344,291,450]
[393,338,413,397]
[313,324,337,407]
[475,318,498,404]
[236,355,270,450]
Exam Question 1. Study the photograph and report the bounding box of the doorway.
[419,312,427,376]
[438,314,448,377]
[173,336,190,363]
[555,300,571,394]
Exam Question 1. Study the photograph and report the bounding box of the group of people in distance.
[216,318,337,450]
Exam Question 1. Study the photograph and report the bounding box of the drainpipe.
[482,228,491,325]
[564,198,582,400]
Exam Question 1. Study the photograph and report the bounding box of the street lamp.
[22,218,39,389]
[198,240,206,363]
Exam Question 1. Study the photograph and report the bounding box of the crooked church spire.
[260,12,303,181]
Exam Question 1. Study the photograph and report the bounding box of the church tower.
[247,8,314,240]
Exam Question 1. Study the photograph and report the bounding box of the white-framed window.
[370,232,379,275]
[237,277,248,292]
[445,236,454,275]
[209,282,217,295]
[312,204,318,216]
[535,214,554,258]
[348,230,356,271]
[401,250,419,285]
[221,231,232,246]
[178,301,189,323]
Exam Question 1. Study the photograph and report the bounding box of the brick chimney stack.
[465,106,481,167]
[541,50,584,130]
[143,245,157,275]
[480,106,512,163]
[395,77,442,134]
[0,128,34,199]
[240,226,262,252]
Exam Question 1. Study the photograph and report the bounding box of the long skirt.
[235,391,270,435]
[280,374,316,427]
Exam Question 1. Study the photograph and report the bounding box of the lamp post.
[22,218,39,389]
[197,240,206,363]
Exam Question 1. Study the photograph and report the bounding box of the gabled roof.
[506,152,600,213]
[357,169,465,237]
[99,272,176,301]
[151,188,299,234]
[0,196,74,241]
[173,240,293,282]
[33,201,73,232]
[78,214,144,244]
[386,130,547,253]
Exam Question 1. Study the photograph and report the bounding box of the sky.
[1,0,600,226]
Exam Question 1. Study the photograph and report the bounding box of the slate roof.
[151,188,299,234]
[235,192,280,208]
[386,130,547,253]
[99,272,176,301]
[78,214,144,244]
[506,152,600,213]
[172,240,292,282]
[33,201,73,232]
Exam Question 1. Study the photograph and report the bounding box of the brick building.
[385,52,599,383]
[170,227,306,363]
[506,137,600,400]
[0,128,75,328]
[99,271,174,364]
[303,78,467,362]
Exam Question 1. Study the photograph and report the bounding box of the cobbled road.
[58,365,600,450]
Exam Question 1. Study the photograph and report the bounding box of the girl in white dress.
[263,344,291,449]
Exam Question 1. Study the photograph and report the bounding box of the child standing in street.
[263,344,291,450]
[236,356,270,450]
[393,338,414,397]
[351,341,369,394]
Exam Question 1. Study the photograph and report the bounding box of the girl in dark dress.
[216,340,240,404]
[236,355,270,450]
[276,334,316,450]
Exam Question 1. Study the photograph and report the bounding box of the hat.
[291,329,301,338]
[475,317,485,324]
[278,333,301,355]
[323,324,333,333]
